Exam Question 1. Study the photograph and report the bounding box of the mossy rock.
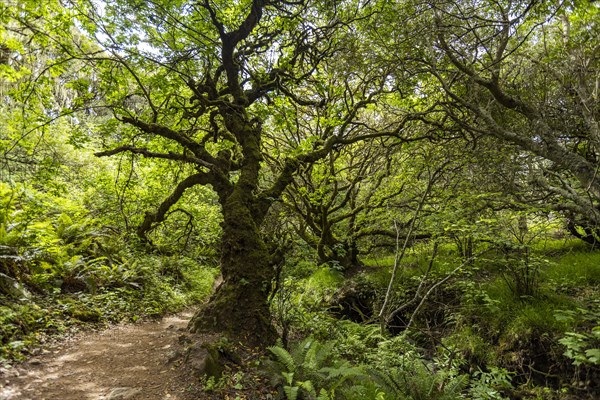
[71,307,101,322]
[0,272,31,300]
[63,302,101,322]
[183,337,227,379]
[199,344,223,379]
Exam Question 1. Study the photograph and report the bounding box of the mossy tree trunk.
[188,120,278,345]
[188,189,277,345]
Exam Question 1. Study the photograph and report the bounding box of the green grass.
[478,276,575,324]
[530,237,592,256]
[544,250,600,287]
[300,266,344,303]
[274,237,600,399]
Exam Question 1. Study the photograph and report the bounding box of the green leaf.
[283,385,299,400]
[584,348,600,365]
[317,388,331,400]
[268,345,296,373]
[282,371,295,385]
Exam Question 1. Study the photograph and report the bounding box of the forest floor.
[0,310,208,400]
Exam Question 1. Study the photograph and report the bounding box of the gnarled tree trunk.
[189,121,278,346]
[188,191,277,345]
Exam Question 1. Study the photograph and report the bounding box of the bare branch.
[137,172,213,238]
[94,145,215,169]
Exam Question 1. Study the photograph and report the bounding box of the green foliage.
[1,253,217,362]
[555,306,600,366]
[358,333,470,400]
[361,355,468,400]
[274,239,600,398]
[0,182,217,361]
[265,337,365,400]
[264,324,477,400]
[3,1,600,398]
[498,248,547,298]
[559,331,600,366]
[302,268,344,303]
[0,103,221,360]
[330,321,386,364]
[545,250,600,291]
[468,367,513,400]
[443,327,496,367]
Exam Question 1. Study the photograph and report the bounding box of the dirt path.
[0,311,206,400]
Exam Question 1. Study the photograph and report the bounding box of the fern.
[363,367,406,399]
[298,380,317,397]
[291,336,316,367]
[266,337,369,399]
[283,385,299,400]
[269,345,297,373]
[317,388,331,400]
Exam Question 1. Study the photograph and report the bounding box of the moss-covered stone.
[69,306,101,322]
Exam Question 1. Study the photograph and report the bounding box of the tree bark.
[188,187,277,345]
[188,116,277,346]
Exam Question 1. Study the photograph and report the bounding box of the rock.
[68,306,101,322]
[166,350,182,364]
[0,273,31,300]
[184,340,225,379]
[106,387,142,399]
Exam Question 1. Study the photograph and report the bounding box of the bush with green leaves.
[555,307,600,367]
[468,367,513,400]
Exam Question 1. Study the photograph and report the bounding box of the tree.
[415,0,600,242]
[30,0,406,346]
[282,141,397,272]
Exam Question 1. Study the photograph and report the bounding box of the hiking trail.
[0,311,205,400]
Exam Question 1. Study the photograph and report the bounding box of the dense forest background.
[1,0,599,399]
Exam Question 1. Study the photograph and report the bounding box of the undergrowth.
[0,182,219,364]
[265,238,600,399]
[0,254,217,363]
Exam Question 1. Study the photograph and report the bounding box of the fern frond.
[304,340,319,370]
[314,340,335,366]
[269,345,297,373]
[365,367,405,397]
[321,364,365,392]
[317,388,331,400]
[298,379,317,397]
[444,374,468,394]
[284,385,299,400]
[292,336,315,365]
[282,371,295,385]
